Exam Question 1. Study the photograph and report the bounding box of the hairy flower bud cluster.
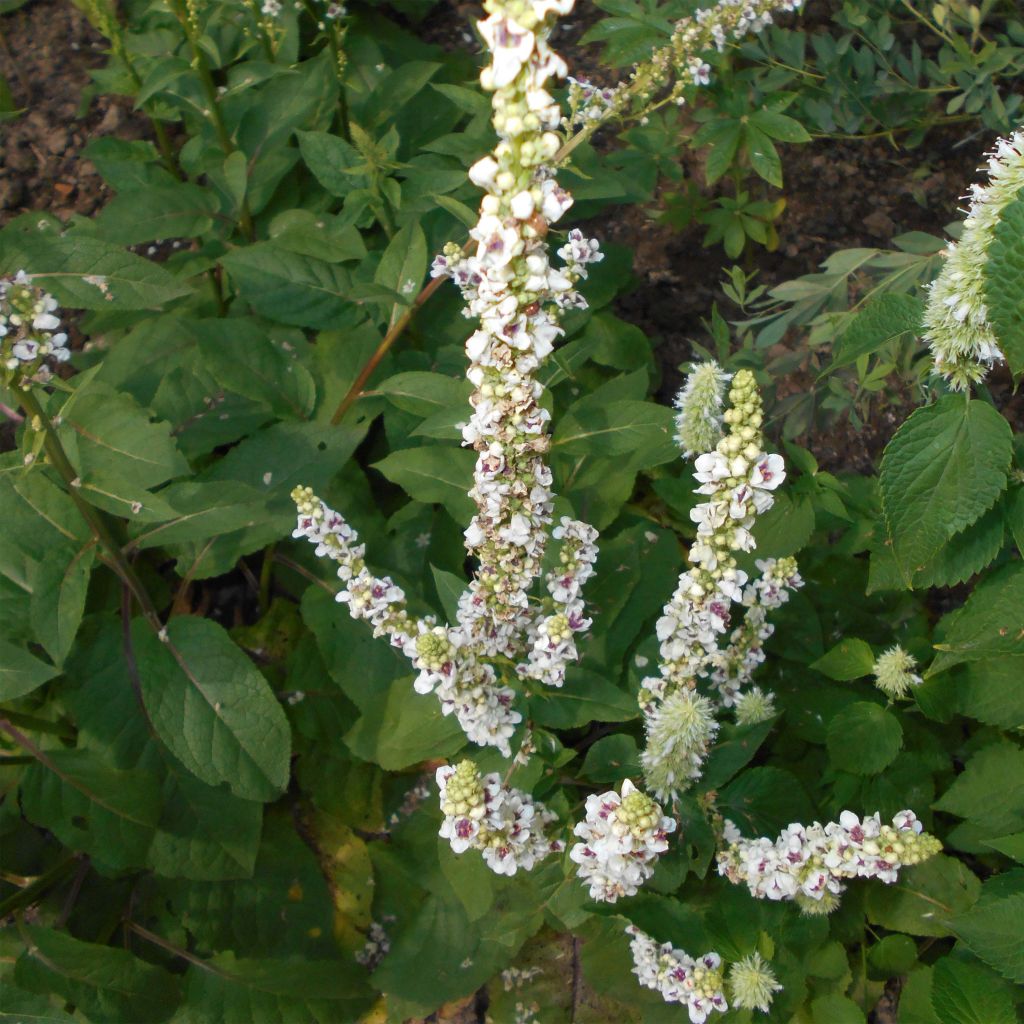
[674,361,731,458]
[727,952,782,1013]
[640,370,788,798]
[923,127,1024,390]
[717,810,942,909]
[626,925,728,1023]
[430,0,603,638]
[570,780,675,902]
[436,760,564,876]
[520,515,599,686]
[710,556,802,709]
[1,271,70,386]
[872,644,922,700]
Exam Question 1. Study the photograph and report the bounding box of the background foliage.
[0,0,1022,1021]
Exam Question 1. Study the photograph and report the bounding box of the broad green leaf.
[984,191,1024,377]
[378,371,471,417]
[431,564,465,624]
[811,638,876,681]
[372,446,475,521]
[930,563,1024,673]
[930,955,1017,1022]
[826,701,902,775]
[528,670,637,729]
[553,399,677,466]
[28,542,95,665]
[745,125,783,188]
[810,995,863,1024]
[194,319,316,419]
[699,719,776,791]
[59,383,189,509]
[879,396,1012,584]
[148,761,263,881]
[718,767,815,834]
[0,230,189,308]
[865,854,980,936]
[95,183,219,245]
[20,747,161,870]
[0,640,60,700]
[170,952,373,1024]
[16,928,181,1024]
[984,832,1024,863]
[827,293,924,371]
[580,734,641,784]
[221,243,358,330]
[933,742,1024,837]
[296,130,368,197]
[911,501,1006,589]
[344,677,465,770]
[133,616,291,802]
[374,221,427,323]
[267,209,367,262]
[749,108,813,143]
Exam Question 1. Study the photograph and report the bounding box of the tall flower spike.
[1,271,70,387]
[640,371,788,798]
[923,126,1024,390]
[717,810,942,909]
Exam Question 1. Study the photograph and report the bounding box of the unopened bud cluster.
[569,780,675,902]
[717,810,942,909]
[626,925,730,1023]
[923,127,1024,390]
[674,360,731,458]
[1,271,70,386]
[436,760,564,876]
[872,644,922,700]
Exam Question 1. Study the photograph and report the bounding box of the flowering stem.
[15,387,162,629]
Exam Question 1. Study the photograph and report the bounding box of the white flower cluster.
[710,556,802,710]
[436,760,564,876]
[923,127,1024,390]
[1,271,70,386]
[520,516,599,687]
[626,925,728,1024]
[565,76,622,129]
[640,370,788,798]
[570,780,675,902]
[717,810,942,912]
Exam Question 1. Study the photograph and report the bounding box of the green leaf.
[826,701,903,775]
[16,927,181,1024]
[221,243,359,330]
[580,734,641,784]
[827,293,924,372]
[170,952,373,1023]
[431,564,465,624]
[930,955,1017,1023]
[267,209,367,263]
[20,747,161,870]
[865,854,980,937]
[374,222,427,320]
[528,670,637,729]
[553,399,677,466]
[930,563,1024,673]
[0,640,60,700]
[377,371,471,417]
[811,638,876,681]
[28,542,94,666]
[984,191,1024,377]
[344,677,465,770]
[718,767,815,834]
[296,130,368,197]
[911,501,1006,589]
[959,657,1024,729]
[194,319,316,419]
[148,762,263,881]
[811,995,863,1024]
[0,230,190,309]
[751,491,816,558]
[133,616,291,802]
[933,742,1024,837]
[745,125,783,188]
[372,446,475,521]
[96,183,219,245]
[879,396,1012,584]
[750,109,813,143]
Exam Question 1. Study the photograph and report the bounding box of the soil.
[0,2,1013,1022]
